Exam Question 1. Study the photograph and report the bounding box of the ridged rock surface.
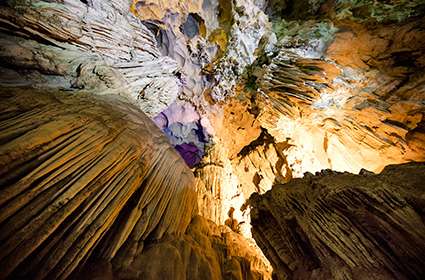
[93,215,272,280]
[256,17,425,176]
[0,87,272,280]
[249,162,425,280]
[1,1,425,279]
[193,3,425,235]
[0,87,197,279]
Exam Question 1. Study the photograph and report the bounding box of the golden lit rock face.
[249,162,425,280]
[255,18,425,176]
[0,88,197,279]
[211,98,262,160]
[0,87,272,280]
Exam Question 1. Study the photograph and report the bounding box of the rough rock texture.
[0,0,181,117]
[2,1,425,237]
[172,0,425,242]
[192,1,425,237]
[131,0,202,21]
[0,1,275,278]
[249,162,425,280]
[0,87,198,279]
[2,0,425,278]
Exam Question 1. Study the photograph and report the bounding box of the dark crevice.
[286,218,321,271]
[237,128,275,158]
[142,20,170,56]
[80,0,93,6]
[180,13,206,39]
[383,119,410,130]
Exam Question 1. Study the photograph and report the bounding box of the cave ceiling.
[0,1,424,279]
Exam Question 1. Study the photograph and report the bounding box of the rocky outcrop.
[1,1,425,278]
[0,1,270,279]
[249,162,425,280]
[182,0,425,239]
[253,14,425,176]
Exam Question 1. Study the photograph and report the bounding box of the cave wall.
[257,15,425,176]
[2,0,424,248]
[0,1,274,278]
[0,0,181,117]
[189,0,425,235]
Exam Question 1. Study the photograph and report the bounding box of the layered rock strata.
[0,0,181,117]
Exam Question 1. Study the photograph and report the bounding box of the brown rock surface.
[107,215,271,280]
[0,87,197,279]
[1,1,425,279]
[131,0,202,21]
[256,17,425,176]
[249,162,425,280]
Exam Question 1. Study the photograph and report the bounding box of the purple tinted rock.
[195,121,207,143]
[153,112,168,129]
[161,101,199,125]
[175,143,201,168]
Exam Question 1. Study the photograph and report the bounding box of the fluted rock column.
[0,87,197,279]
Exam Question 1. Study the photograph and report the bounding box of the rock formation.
[0,0,181,117]
[138,0,425,236]
[249,162,425,280]
[0,87,197,279]
[0,87,271,279]
[1,0,425,279]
